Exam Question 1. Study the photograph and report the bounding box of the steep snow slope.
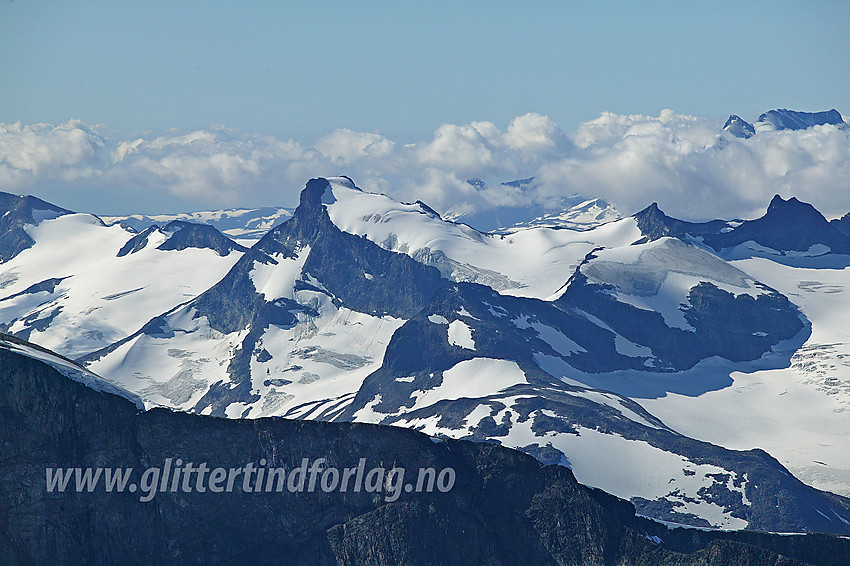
[0,213,245,357]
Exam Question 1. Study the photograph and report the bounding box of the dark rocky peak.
[116,221,248,257]
[765,195,828,224]
[157,220,248,256]
[755,108,847,131]
[252,177,447,320]
[634,202,663,221]
[722,114,756,138]
[251,177,339,254]
[703,195,850,254]
[633,195,850,256]
[0,192,74,263]
[116,225,159,257]
[287,177,344,227]
[633,202,727,242]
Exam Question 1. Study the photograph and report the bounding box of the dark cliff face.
[2,339,847,565]
[832,212,850,238]
[632,203,729,244]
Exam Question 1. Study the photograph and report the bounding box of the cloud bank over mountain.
[1,110,848,220]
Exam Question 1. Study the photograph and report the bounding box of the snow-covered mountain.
[0,193,246,357]
[444,178,619,233]
[721,115,756,139]
[101,206,293,242]
[56,178,850,532]
[721,108,847,139]
[4,178,850,534]
[499,197,621,233]
[755,108,847,132]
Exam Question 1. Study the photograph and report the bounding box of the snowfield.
[643,255,850,497]
[0,213,243,357]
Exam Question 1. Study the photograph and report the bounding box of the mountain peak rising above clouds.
[755,108,847,132]
[721,108,847,139]
[722,114,756,138]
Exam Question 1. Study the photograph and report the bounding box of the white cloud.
[540,113,850,219]
[503,112,572,156]
[1,111,849,222]
[0,120,105,188]
[416,122,497,173]
[314,129,394,165]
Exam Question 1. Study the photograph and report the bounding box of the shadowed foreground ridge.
[1,338,848,565]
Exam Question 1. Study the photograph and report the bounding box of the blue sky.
[3,0,848,141]
[1,0,849,219]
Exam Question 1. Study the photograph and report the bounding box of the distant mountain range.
[101,206,294,241]
[3,167,850,534]
[2,109,850,538]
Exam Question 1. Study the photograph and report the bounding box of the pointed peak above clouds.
[722,114,755,138]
